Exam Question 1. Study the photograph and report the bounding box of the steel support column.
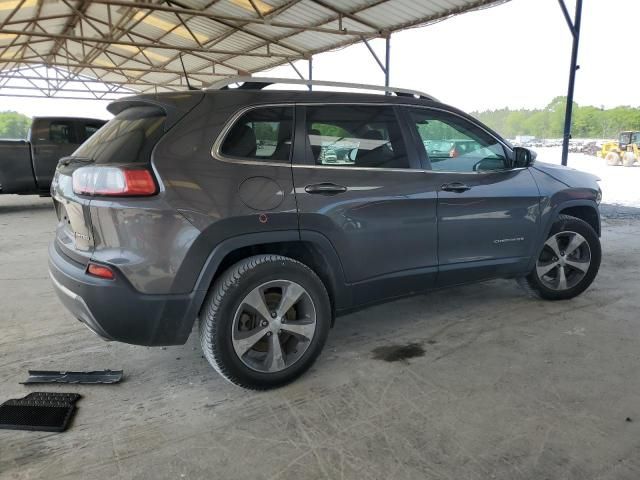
[384,34,390,94]
[559,0,583,166]
[361,33,391,94]
[289,58,312,91]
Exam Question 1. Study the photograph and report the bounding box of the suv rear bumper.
[48,241,197,346]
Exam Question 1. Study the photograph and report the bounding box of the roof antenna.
[179,53,198,91]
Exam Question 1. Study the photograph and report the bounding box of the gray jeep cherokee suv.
[49,78,602,389]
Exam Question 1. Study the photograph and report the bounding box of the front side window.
[220,107,293,162]
[408,109,508,173]
[49,122,74,144]
[305,105,409,169]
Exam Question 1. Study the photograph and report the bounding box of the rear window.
[73,106,165,164]
[50,121,75,144]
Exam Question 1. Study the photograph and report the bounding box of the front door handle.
[305,183,347,195]
[441,182,471,193]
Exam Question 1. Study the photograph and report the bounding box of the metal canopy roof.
[0,0,507,98]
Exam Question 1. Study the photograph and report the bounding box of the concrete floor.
[1,195,639,480]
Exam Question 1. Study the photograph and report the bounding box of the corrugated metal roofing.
[0,0,509,98]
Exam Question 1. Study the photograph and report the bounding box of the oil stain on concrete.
[372,342,426,363]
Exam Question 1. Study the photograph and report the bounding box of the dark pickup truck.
[0,116,106,195]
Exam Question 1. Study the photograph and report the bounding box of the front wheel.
[605,152,621,166]
[199,255,331,390]
[518,215,601,300]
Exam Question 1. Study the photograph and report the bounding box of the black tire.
[518,214,601,300]
[199,254,331,390]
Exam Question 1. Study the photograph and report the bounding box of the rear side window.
[73,106,165,164]
[305,105,409,169]
[49,121,74,144]
[220,106,293,162]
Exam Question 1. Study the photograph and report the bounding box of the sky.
[1,0,639,120]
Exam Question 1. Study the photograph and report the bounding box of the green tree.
[0,111,31,139]
[471,99,640,140]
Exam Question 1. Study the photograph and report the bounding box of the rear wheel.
[199,255,331,390]
[622,151,636,167]
[518,215,601,300]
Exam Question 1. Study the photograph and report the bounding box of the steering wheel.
[473,157,505,172]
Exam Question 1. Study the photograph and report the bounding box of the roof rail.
[206,76,438,101]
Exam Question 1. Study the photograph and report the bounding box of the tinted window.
[49,122,74,144]
[221,107,293,162]
[409,109,508,172]
[82,123,103,141]
[305,105,409,169]
[73,106,165,164]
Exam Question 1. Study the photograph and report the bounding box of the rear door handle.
[441,182,471,193]
[305,183,347,195]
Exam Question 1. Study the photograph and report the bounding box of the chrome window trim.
[290,164,428,173]
[211,102,516,174]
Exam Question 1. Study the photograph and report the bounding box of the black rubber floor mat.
[21,392,81,405]
[22,370,123,384]
[0,392,81,432]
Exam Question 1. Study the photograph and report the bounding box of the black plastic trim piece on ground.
[22,370,123,384]
[0,392,81,432]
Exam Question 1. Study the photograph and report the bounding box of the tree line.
[3,98,640,142]
[471,97,640,140]
[0,111,31,139]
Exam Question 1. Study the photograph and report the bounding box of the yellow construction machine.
[602,131,640,166]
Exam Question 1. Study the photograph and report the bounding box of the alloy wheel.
[536,231,591,291]
[231,280,317,373]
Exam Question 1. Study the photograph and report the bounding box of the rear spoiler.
[107,91,205,130]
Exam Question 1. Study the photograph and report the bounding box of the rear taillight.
[73,166,156,196]
[87,262,115,280]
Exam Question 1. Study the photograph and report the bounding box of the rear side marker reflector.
[87,263,115,280]
[73,166,156,197]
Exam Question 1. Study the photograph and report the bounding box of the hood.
[532,161,600,189]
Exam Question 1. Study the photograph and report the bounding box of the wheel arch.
[189,231,349,328]
[556,201,601,237]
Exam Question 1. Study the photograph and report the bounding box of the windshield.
[73,106,165,164]
[619,132,632,144]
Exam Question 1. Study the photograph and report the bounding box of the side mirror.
[513,146,536,168]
